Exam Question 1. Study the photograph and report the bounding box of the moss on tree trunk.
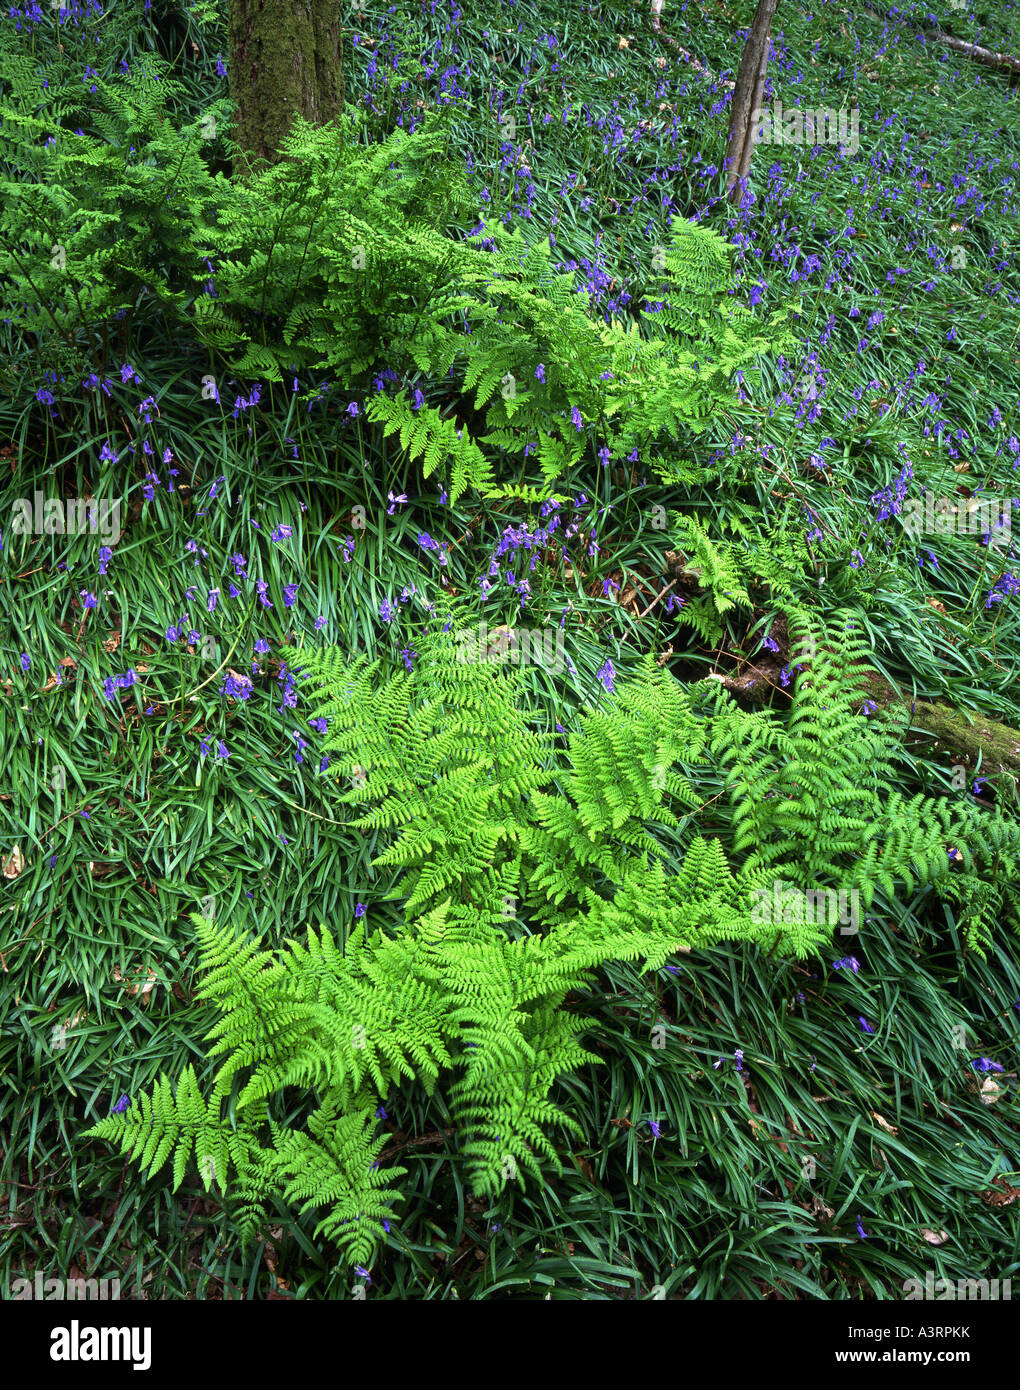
[227,0,343,177]
[859,669,1020,776]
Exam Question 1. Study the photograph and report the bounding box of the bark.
[227,0,344,178]
[724,0,779,204]
[937,33,1020,76]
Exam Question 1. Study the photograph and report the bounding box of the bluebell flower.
[596,659,615,693]
[971,1057,1003,1074]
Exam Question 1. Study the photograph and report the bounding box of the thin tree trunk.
[724,0,779,203]
[227,0,344,178]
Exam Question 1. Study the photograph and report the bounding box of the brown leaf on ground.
[980,1177,1020,1207]
[3,846,24,878]
[920,1228,950,1245]
[114,964,158,1001]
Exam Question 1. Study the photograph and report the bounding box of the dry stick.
[648,0,718,81]
[637,577,679,620]
[863,6,1020,76]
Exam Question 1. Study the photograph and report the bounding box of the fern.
[86,608,1020,1270]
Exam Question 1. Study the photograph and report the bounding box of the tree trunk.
[227,0,344,177]
[724,0,779,204]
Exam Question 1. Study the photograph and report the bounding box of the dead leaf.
[980,1178,1019,1207]
[3,846,24,879]
[920,1227,950,1245]
[870,1111,899,1135]
[114,965,158,1000]
[811,1193,835,1222]
[979,1077,1003,1105]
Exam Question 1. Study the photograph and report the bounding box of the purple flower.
[283,583,299,609]
[834,957,860,973]
[535,364,546,383]
[855,1216,868,1239]
[270,525,293,543]
[20,653,30,672]
[354,903,366,919]
[596,659,615,693]
[971,1057,1004,1074]
[80,590,97,610]
[220,671,253,701]
[648,1119,662,1139]
[112,1094,130,1114]
[858,1016,875,1035]
[103,669,138,700]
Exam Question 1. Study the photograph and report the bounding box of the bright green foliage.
[641,215,797,419]
[668,512,754,644]
[84,610,1020,1268]
[0,62,794,503]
